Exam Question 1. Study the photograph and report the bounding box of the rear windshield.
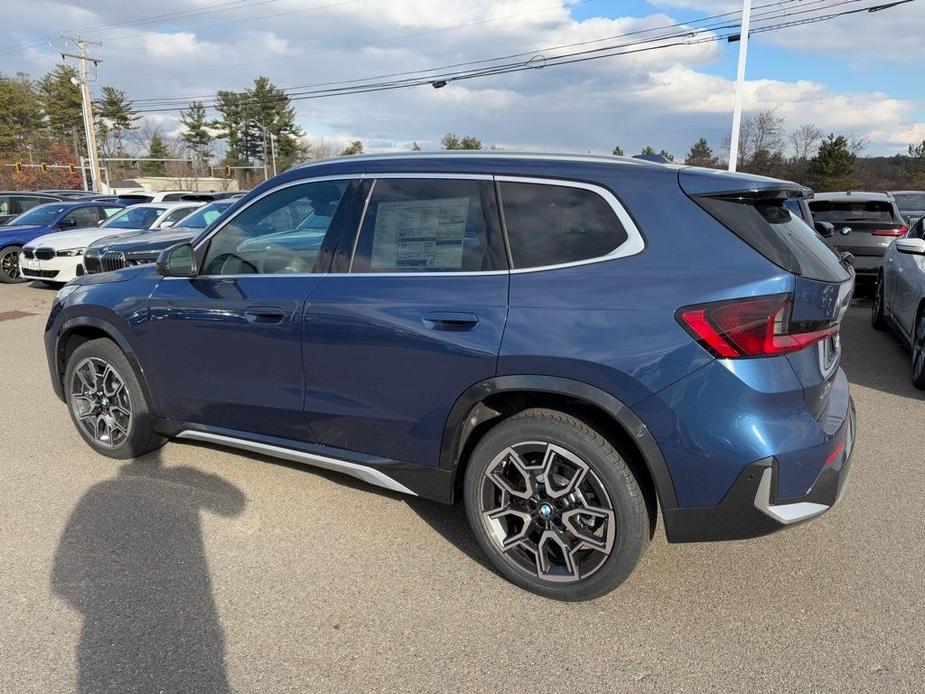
[892,193,925,210]
[696,195,849,283]
[808,199,896,223]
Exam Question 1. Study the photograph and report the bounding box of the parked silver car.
[872,216,925,388]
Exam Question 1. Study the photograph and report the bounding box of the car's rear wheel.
[64,338,166,459]
[912,311,925,390]
[463,408,649,601]
[0,245,26,284]
[871,275,887,331]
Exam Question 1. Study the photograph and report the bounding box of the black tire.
[463,408,650,601]
[912,310,925,390]
[0,245,26,284]
[871,274,887,331]
[64,338,166,459]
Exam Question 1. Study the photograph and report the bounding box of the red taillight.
[872,225,907,237]
[677,294,838,358]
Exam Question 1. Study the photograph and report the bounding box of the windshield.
[103,206,167,229]
[893,193,925,210]
[174,201,233,229]
[9,203,68,226]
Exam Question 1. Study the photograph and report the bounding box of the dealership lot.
[1,282,923,692]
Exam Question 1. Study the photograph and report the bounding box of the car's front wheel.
[912,310,925,390]
[0,245,26,284]
[463,408,650,601]
[64,338,166,459]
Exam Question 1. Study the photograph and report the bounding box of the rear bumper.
[663,398,856,542]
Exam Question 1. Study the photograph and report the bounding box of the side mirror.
[895,238,925,256]
[96,219,106,226]
[158,220,174,229]
[156,242,197,277]
[814,221,835,239]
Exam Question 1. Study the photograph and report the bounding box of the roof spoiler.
[679,167,805,199]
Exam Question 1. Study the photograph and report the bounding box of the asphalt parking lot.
[1,282,923,693]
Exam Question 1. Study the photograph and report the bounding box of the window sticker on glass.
[370,197,470,270]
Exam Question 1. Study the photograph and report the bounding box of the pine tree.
[140,133,170,176]
[246,76,305,170]
[411,141,421,151]
[95,86,138,156]
[459,136,482,150]
[441,132,461,150]
[807,135,857,191]
[213,90,249,165]
[684,138,720,168]
[37,65,83,146]
[340,140,363,156]
[640,146,656,156]
[180,101,213,165]
[612,145,624,156]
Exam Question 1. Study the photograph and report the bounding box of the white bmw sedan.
[20,201,203,285]
[873,216,925,388]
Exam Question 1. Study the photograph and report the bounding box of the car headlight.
[56,248,84,257]
[54,284,80,304]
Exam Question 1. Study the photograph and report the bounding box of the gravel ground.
[1,281,923,693]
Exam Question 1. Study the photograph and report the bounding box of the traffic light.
[224,165,232,177]
[40,162,48,174]
[68,164,76,174]
[15,161,22,173]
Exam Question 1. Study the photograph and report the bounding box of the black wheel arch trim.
[439,375,679,510]
[55,315,158,413]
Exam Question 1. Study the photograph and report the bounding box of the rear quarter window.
[499,181,629,269]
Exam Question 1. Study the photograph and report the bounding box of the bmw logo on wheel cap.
[538,502,554,520]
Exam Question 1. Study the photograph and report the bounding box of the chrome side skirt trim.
[753,467,828,525]
[176,430,417,496]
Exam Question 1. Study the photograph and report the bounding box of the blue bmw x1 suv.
[45,153,856,600]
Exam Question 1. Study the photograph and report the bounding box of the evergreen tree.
[213,90,250,165]
[411,141,421,151]
[684,138,719,167]
[612,145,624,156]
[95,86,138,156]
[340,140,363,156]
[459,136,482,150]
[441,132,461,150]
[807,134,857,191]
[659,149,674,162]
[140,133,170,176]
[37,65,83,145]
[640,146,656,156]
[0,72,43,152]
[180,101,213,165]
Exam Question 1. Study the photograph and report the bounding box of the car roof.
[888,190,925,195]
[295,151,658,172]
[812,191,895,202]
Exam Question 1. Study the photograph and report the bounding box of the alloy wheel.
[478,441,616,583]
[0,248,20,281]
[69,357,133,448]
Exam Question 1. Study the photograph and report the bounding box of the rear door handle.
[423,311,479,331]
[245,306,287,324]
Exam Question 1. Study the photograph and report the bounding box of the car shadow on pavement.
[50,449,246,694]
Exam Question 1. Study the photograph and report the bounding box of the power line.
[128,0,897,113]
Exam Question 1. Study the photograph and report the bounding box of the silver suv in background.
[809,192,907,285]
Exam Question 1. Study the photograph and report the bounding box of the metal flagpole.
[728,0,752,172]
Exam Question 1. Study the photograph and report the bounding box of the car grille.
[20,267,59,279]
[101,251,127,273]
[35,248,55,260]
[22,248,35,259]
[84,249,102,274]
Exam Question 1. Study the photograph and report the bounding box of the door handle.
[245,306,287,324]
[423,311,479,331]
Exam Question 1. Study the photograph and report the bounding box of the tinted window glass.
[202,181,348,275]
[909,219,925,240]
[10,203,68,226]
[177,202,233,228]
[500,182,628,269]
[60,206,101,227]
[808,199,896,223]
[351,178,505,273]
[104,206,166,229]
[697,196,849,283]
[161,193,187,201]
[163,206,198,224]
[893,193,925,210]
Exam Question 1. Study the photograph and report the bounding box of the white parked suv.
[872,216,925,388]
[20,201,203,285]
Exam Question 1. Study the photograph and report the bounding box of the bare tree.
[789,123,823,160]
[849,135,868,156]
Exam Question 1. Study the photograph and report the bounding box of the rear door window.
[499,181,629,269]
[350,178,506,273]
[808,200,897,223]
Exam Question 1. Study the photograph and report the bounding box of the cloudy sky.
[2,0,923,158]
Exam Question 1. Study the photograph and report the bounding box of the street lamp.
[728,0,752,172]
[251,121,278,179]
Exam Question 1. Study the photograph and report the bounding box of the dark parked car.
[84,200,236,274]
[889,190,925,224]
[0,192,66,224]
[45,153,855,600]
[809,191,907,283]
[0,200,125,282]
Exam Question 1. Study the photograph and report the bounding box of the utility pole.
[728,0,752,172]
[61,35,104,192]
